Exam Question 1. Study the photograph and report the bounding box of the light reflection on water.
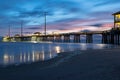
[0,42,116,66]
[55,46,61,53]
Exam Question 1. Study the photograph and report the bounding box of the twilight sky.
[0,0,120,36]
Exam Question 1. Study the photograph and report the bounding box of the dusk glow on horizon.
[0,0,120,36]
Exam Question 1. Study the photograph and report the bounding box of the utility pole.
[8,25,11,37]
[21,21,23,36]
[44,12,47,36]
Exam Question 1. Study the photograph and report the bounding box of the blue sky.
[0,0,120,36]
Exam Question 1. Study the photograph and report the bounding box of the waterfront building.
[113,11,120,28]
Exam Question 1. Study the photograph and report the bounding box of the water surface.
[0,42,116,66]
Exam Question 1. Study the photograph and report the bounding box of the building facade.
[113,11,120,28]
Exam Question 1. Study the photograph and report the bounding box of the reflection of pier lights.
[49,45,52,58]
[113,11,120,29]
[3,54,15,64]
[27,54,30,61]
[20,54,23,62]
[55,46,61,53]
[42,52,45,61]
[32,51,35,62]
[3,54,9,64]
[23,53,26,62]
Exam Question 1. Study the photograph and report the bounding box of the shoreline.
[0,48,120,80]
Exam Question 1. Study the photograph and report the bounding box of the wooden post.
[74,34,80,43]
[118,33,120,45]
[86,34,93,43]
[64,35,70,42]
[102,33,104,43]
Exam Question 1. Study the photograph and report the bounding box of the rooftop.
[112,11,120,15]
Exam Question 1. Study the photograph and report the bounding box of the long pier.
[3,11,120,45]
[3,29,120,45]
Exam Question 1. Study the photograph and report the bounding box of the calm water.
[0,42,116,66]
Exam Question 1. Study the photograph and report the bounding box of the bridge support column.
[21,37,25,41]
[107,34,111,44]
[86,34,93,43]
[102,33,108,44]
[55,36,62,42]
[23,37,30,41]
[114,34,117,44]
[42,36,47,41]
[115,33,119,45]
[14,37,21,41]
[117,34,119,45]
[64,35,70,42]
[74,35,80,43]
[111,34,114,44]
[21,37,31,41]
[35,36,41,41]
[118,32,120,45]
[102,33,105,43]
[48,36,54,42]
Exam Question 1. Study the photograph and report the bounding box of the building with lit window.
[113,11,120,28]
